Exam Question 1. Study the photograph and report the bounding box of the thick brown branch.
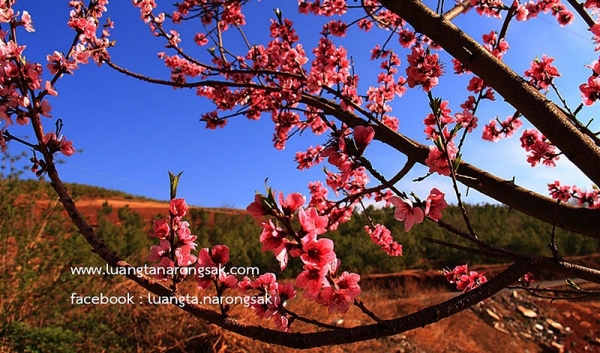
[379,0,600,188]
[443,0,471,20]
[300,94,600,240]
[566,0,596,27]
[172,259,532,348]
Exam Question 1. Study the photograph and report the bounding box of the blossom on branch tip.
[524,55,560,91]
[60,139,75,156]
[364,224,402,256]
[406,46,442,92]
[20,11,34,32]
[443,264,487,292]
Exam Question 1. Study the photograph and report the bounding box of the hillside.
[1,179,599,352]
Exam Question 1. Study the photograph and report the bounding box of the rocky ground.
[471,288,599,352]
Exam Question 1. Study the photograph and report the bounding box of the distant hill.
[11,177,600,275]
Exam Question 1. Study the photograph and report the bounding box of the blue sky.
[5,0,599,208]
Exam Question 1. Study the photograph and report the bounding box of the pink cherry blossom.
[176,221,197,249]
[443,264,487,292]
[295,263,328,294]
[153,257,175,281]
[20,11,34,32]
[353,125,375,151]
[169,198,188,218]
[278,191,305,214]
[175,244,197,267]
[455,109,478,132]
[60,139,75,156]
[389,196,425,232]
[548,180,572,202]
[300,236,336,267]
[524,55,561,91]
[258,219,292,270]
[298,207,328,236]
[425,144,456,176]
[424,188,448,221]
[198,244,230,267]
[152,218,169,239]
[364,224,403,256]
[482,115,523,142]
[148,239,171,262]
[319,271,361,314]
[405,46,442,92]
[246,194,270,219]
[295,145,325,170]
[193,33,209,46]
[580,75,600,106]
[522,272,535,286]
[519,129,559,167]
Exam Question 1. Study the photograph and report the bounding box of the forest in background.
[6,175,600,275]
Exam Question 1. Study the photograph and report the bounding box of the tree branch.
[300,94,600,240]
[379,0,600,188]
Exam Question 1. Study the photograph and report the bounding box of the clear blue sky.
[6,0,598,208]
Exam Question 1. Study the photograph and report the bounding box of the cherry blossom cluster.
[150,194,304,330]
[149,198,198,281]
[389,188,448,232]
[364,224,403,256]
[239,273,297,331]
[442,264,488,292]
[422,99,479,177]
[519,129,559,167]
[524,54,561,91]
[0,2,110,159]
[405,46,443,92]
[514,0,575,26]
[169,0,247,29]
[423,101,459,176]
[294,125,383,230]
[548,181,600,208]
[321,128,372,197]
[469,0,505,18]
[481,114,523,142]
[365,48,406,121]
[298,0,348,16]
[246,188,362,318]
[67,0,112,64]
[579,57,600,106]
[482,30,509,60]
[118,0,600,332]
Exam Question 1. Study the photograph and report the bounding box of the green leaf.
[169,171,183,200]
[565,278,581,291]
